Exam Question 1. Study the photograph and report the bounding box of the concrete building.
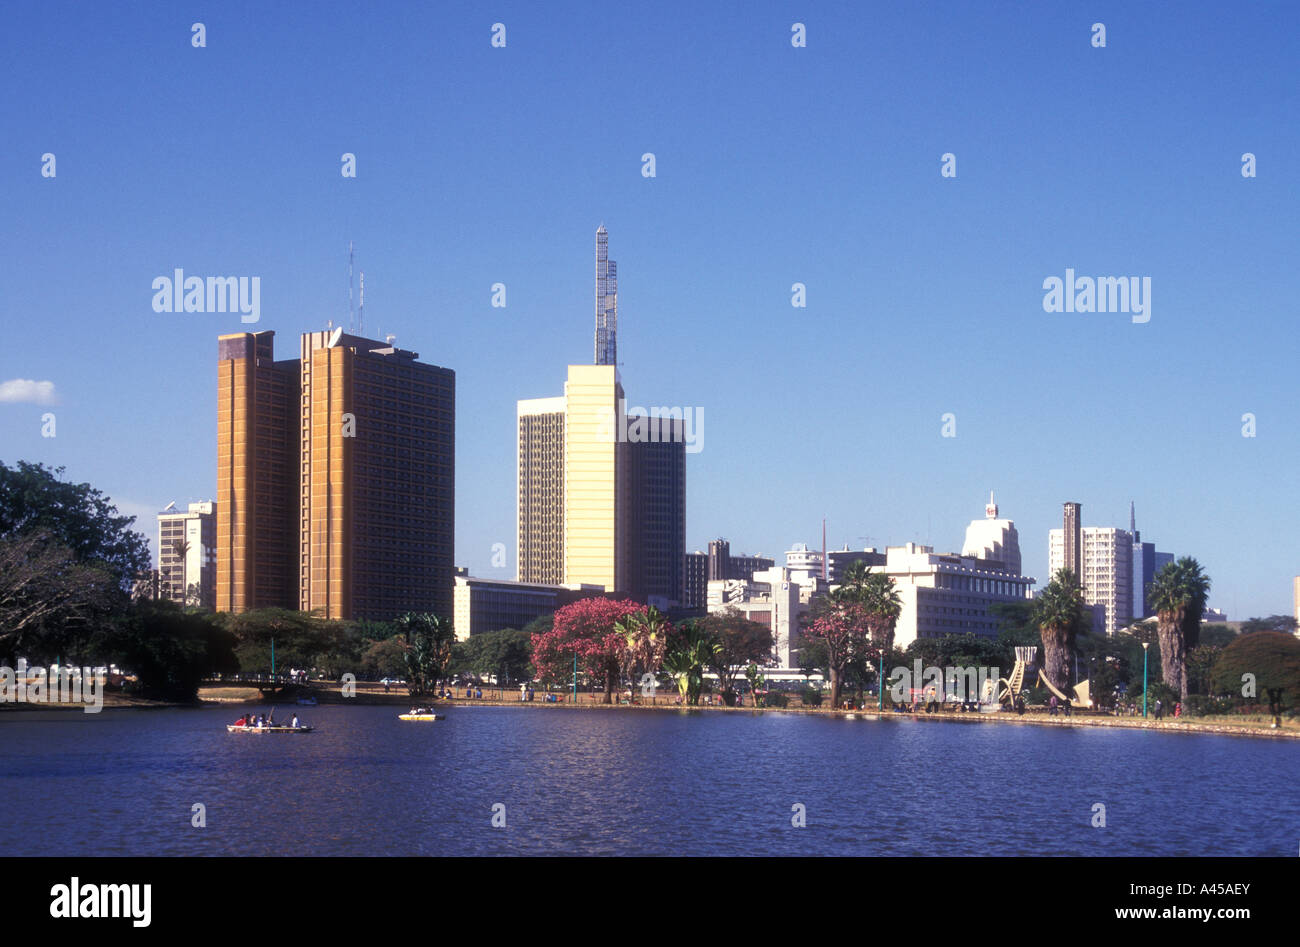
[516,396,566,585]
[785,543,823,577]
[1049,526,1133,635]
[452,574,605,641]
[703,539,774,584]
[826,546,887,583]
[157,501,216,609]
[961,491,1021,575]
[217,328,455,621]
[873,543,1034,649]
[707,565,819,668]
[684,551,708,608]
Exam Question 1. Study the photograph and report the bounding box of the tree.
[88,600,238,701]
[0,461,150,593]
[1149,557,1211,700]
[1033,569,1084,693]
[744,663,766,706]
[700,607,773,703]
[859,572,902,653]
[362,636,409,680]
[0,531,119,661]
[1239,615,1299,636]
[458,628,535,685]
[1210,631,1300,725]
[662,619,719,705]
[798,636,829,680]
[218,608,330,673]
[398,613,456,697]
[803,594,874,709]
[615,607,671,700]
[531,598,644,703]
[170,538,190,606]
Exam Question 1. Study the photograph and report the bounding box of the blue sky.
[2,1,1296,617]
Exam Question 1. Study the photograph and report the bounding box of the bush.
[1183,694,1235,716]
[763,693,788,708]
[800,687,823,707]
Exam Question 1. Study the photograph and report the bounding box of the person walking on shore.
[1154,699,1163,721]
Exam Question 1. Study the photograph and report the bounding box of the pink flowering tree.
[531,597,645,703]
[804,597,875,709]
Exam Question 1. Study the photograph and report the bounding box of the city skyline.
[3,3,1297,618]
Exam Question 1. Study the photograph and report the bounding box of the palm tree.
[615,606,670,698]
[1149,557,1211,700]
[1034,569,1083,693]
[662,620,718,705]
[398,612,456,696]
[170,538,190,605]
[860,572,902,653]
[838,560,872,599]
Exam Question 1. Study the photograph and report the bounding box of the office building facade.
[217,329,455,621]
[515,227,686,606]
[157,501,216,609]
[1049,526,1133,635]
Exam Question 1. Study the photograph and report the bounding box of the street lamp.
[1141,642,1150,718]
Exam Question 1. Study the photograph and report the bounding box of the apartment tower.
[217,329,454,621]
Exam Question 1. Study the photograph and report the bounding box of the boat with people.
[295,695,318,706]
[398,707,444,721]
[227,710,313,733]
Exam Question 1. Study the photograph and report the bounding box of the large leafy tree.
[1238,615,1299,636]
[700,607,773,703]
[456,628,535,685]
[1033,569,1084,693]
[531,598,644,703]
[0,461,150,593]
[0,461,150,659]
[87,600,238,701]
[1149,557,1211,700]
[217,608,330,673]
[1210,631,1300,725]
[0,531,119,661]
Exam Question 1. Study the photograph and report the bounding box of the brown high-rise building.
[217,329,454,621]
[1062,502,1082,579]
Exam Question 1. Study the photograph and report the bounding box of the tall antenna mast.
[358,271,365,336]
[347,241,355,332]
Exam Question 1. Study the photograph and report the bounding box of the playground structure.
[997,647,1091,709]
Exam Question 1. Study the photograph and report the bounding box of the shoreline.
[5,687,1294,740]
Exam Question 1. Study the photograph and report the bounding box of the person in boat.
[234,715,247,727]
[291,714,300,728]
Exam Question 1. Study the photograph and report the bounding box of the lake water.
[1,705,1295,856]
